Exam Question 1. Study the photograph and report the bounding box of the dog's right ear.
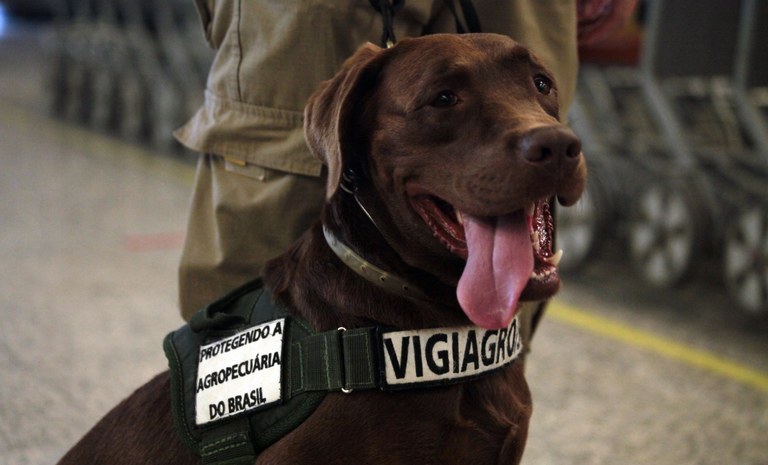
[304,42,385,200]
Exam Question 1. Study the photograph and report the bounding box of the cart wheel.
[628,180,706,287]
[723,207,768,314]
[556,173,610,272]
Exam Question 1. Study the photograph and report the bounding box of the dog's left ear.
[304,42,386,200]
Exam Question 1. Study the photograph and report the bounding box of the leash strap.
[369,0,403,47]
[444,0,482,33]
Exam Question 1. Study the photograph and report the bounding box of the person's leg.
[178,154,325,319]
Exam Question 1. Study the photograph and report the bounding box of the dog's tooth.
[531,231,540,251]
[547,249,563,267]
[456,210,464,225]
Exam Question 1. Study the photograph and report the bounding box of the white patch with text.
[195,318,285,425]
[382,317,522,386]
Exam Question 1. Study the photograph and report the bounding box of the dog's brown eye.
[432,90,459,107]
[534,75,552,95]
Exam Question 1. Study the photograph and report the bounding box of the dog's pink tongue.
[457,211,533,329]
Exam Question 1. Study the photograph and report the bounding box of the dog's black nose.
[518,125,581,165]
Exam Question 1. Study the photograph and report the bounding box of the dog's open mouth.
[412,195,562,329]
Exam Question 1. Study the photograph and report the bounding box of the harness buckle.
[337,327,354,394]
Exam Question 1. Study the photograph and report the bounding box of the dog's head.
[305,33,586,329]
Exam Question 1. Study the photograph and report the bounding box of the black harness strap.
[199,417,256,465]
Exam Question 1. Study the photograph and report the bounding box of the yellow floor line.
[548,301,768,394]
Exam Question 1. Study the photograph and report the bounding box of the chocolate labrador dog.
[59,33,585,465]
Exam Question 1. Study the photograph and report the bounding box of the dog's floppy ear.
[304,42,385,199]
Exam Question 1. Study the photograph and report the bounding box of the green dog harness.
[164,279,523,464]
